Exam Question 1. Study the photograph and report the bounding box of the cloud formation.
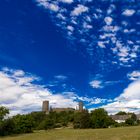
[90,80,103,89]
[35,0,140,68]
[127,71,140,81]
[102,80,140,114]
[0,68,107,116]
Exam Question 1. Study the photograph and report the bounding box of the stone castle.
[42,100,84,113]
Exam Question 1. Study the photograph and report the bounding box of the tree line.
[0,106,139,136]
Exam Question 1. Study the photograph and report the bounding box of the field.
[1,126,140,140]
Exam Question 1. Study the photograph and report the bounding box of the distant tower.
[79,101,83,112]
[42,100,49,112]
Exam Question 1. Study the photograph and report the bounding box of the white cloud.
[90,80,103,89]
[36,0,59,12]
[122,9,135,16]
[35,0,139,67]
[102,80,140,114]
[54,75,67,80]
[47,3,59,12]
[104,17,113,25]
[127,71,140,81]
[118,47,129,57]
[83,22,93,29]
[107,4,116,14]
[57,13,66,20]
[59,0,73,4]
[71,4,88,16]
[67,25,74,32]
[98,41,106,48]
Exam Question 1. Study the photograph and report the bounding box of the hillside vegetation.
[1,126,140,140]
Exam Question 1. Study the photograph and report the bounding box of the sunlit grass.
[1,126,140,140]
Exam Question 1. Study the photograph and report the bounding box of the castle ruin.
[42,100,84,113]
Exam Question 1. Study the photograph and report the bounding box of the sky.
[0,0,140,115]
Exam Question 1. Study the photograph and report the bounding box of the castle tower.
[79,101,83,112]
[42,100,49,112]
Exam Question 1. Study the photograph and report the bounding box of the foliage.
[74,110,90,129]
[125,118,135,126]
[0,106,9,121]
[0,118,15,136]
[2,106,139,137]
[29,111,47,130]
[115,111,127,115]
[90,108,115,128]
[131,113,137,122]
[13,114,34,134]
[125,113,137,126]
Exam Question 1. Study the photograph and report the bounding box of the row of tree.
[0,106,139,136]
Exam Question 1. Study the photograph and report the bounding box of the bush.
[13,114,34,134]
[0,118,15,136]
[90,108,115,128]
[39,117,55,130]
[74,110,90,129]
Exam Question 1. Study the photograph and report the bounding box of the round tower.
[42,100,49,112]
[79,101,83,112]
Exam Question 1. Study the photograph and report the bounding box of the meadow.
[1,126,140,140]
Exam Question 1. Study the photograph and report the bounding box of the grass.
[1,126,140,140]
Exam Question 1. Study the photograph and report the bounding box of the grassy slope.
[1,126,140,140]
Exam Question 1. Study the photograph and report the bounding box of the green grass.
[1,126,140,140]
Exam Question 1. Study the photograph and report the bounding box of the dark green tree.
[39,117,55,130]
[90,108,114,128]
[125,118,134,126]
[125,113,137,126]
[30,111,47,130]
[0,118,15,136]
[13,114,34,134]
[131,113,137,122]
[0,106,9,121]
[116,111,127,115]
[74,110,90,129]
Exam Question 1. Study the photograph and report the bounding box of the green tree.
[74,110,90,129]
[90,108,114,128]
[0,106,10,136]
[116,111,127,115]
[131,113,137,122]
[0,118,15,136]
[0,106,9,121]
[39,117,55,130]
[13,114,34,134]
[125,113,137,126]
[57,111,69,126]
[125,118,134,126]
[30,111,47,130]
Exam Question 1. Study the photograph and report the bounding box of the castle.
[42,100,84,113]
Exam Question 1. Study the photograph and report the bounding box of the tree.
[0,118,15,136]
[125,113,137,126]
[30,111,47,130]
[0,106,9,121]
[39,117,55,130]
[13,114,34,134]
[131,113,137,122]
[0,106,10,136]
[74,110,90,129]
[57,111,69,126]
[125,118,134,126]
[116,111,127,115]
[90,108,114,128]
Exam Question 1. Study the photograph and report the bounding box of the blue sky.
[0,0,140,115]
